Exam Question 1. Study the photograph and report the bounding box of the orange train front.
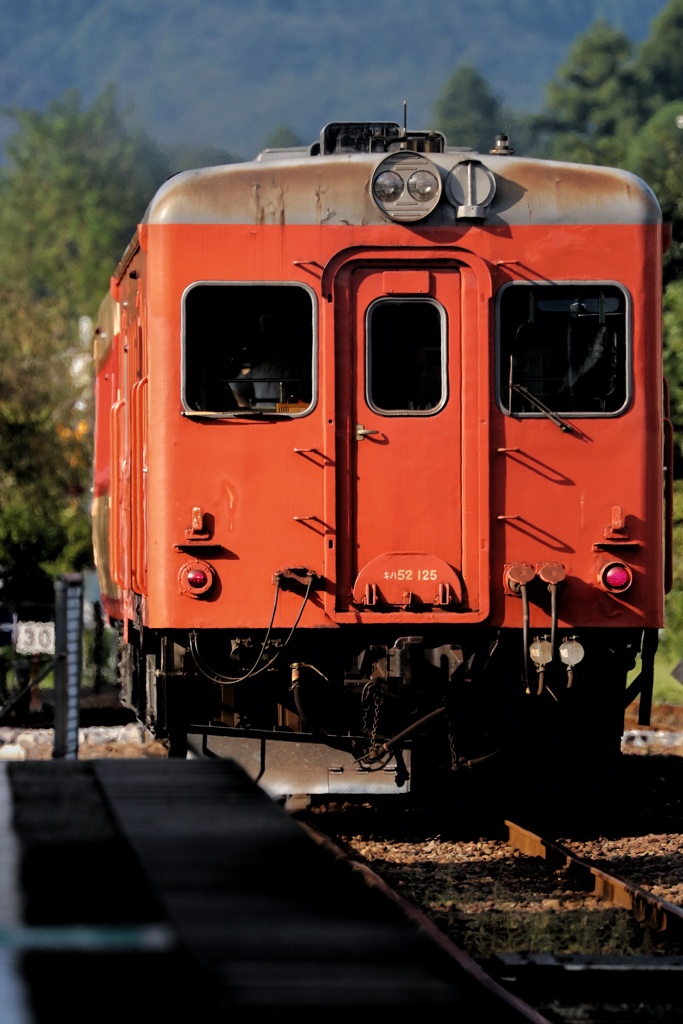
[92,121,671,801]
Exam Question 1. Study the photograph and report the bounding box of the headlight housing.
[371,152,442,222]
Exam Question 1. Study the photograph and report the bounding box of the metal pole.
[637,627,658,728]
[52,574,83,759]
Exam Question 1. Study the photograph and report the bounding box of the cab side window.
[498,283,628,416]
[183,283,315,415]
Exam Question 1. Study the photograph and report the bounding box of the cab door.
[332,260,489,620]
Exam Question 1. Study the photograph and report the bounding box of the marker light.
[529,638,552,666]
[178,559,214,598]
[559,638,584,667]
[187,568,208,589]
[445,159,497,218]
[598,561,633,594]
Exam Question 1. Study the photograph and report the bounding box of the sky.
[0,0,672,160]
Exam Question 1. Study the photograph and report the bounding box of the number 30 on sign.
[15,621,55,656]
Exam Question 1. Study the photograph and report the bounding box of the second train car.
[92,120,671,802]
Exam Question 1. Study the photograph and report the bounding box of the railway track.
[310,810,683,1023]
[498,821,683,1021]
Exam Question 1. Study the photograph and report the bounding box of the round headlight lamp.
[373,170,404,202]
[371,152,442,222]
[407,169,439,200]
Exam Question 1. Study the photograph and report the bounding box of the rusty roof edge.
[139,152,661,229]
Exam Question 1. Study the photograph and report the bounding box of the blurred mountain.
[0,0,670,161]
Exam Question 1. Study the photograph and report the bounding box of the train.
[92,118,672,805]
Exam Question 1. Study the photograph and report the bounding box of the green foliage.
[653,654,683,705]
[530,6,683,442]
[0,86,169,313]
[656,481,683,699]
[433,66,502,152]
[531,1,683,494]
[623,102,683,284]
[634,0,683,115]
[539,20,644,164]
[262,125,304,150]
[0,87,171,604]
[662,479,683,650]
[166,144,243,176]
[0,288,81,595]
[663,280,683,468]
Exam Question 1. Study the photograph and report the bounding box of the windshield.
[183,283,315,416]
[498,283,629,417]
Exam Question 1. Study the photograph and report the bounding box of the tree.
[539,19,645,165]
[622,101,683,284]
[635,0,683,116]
[660,276,683,664]
[663,278,683,460]
[262,125,303,150]
[433,65,503,153]
[0,87,170,606]
[0,86,169,315]
[166,143,243,175]
[0,286,81,608]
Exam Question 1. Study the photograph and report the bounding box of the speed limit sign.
[15,621,55,655]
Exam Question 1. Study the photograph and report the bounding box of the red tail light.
[178,560,214,598]
[598,561,633,594]
[187,568,208,589]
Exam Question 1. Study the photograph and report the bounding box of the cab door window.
[367,299,446,414]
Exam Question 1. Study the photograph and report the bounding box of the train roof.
[141,120,661,230]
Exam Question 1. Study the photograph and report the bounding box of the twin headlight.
[371,153,442,221]
[371,152,496,223]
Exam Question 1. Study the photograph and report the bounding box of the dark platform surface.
[0,759,541,1022]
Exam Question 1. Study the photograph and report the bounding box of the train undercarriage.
[117,623,655,804]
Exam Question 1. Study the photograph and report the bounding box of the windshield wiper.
[227,410,289,419]
[510,384,575,433]
[182,409,290,421]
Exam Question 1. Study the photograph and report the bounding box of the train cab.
[92,121,668,801]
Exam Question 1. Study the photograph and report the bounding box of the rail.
[505,819,683,942]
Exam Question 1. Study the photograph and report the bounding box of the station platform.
[0,758,541,1022]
